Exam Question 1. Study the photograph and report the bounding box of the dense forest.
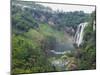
[11,0,96,75]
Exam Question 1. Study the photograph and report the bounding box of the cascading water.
[74,22,88,47]
[93,21,96,31]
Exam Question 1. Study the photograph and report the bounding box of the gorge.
[12,1,96,74]
[49,22,88,70]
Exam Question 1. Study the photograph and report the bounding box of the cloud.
[22,0,95,13]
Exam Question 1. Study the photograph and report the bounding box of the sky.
[21,0,95,13]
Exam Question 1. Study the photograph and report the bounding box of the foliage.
[11,0,96,74]
[77,11,96,70]
[12,34,54,75]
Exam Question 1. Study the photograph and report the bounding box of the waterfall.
[93,21,96,31]
[74,22,88,47]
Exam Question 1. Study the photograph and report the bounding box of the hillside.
[11,0,96,75]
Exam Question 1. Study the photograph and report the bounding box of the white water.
[51,59,69,70]
[51,59,69,66]
[93,21,96,31]
[50,50,67,54]
[74,22,88,47]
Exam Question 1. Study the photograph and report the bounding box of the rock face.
[74,22,88,47]
[65,27,75,36]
